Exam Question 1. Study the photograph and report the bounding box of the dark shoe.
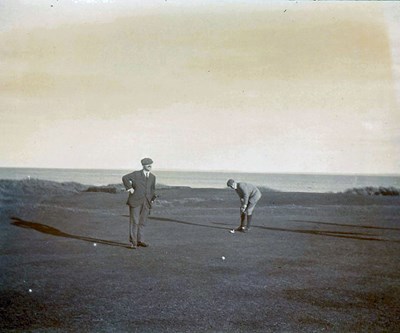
[138,241,149,247]
[235,213,247,232]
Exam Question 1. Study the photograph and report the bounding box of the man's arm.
[239,183,249,212]
[122,172,136,193]
[151,176,157,202]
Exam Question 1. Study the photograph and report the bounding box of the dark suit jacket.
[122,170,156,208]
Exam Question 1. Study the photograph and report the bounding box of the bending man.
[227,179,262,232]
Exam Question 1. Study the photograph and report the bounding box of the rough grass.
[344,186,399,196]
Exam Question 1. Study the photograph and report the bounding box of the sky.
[1,0,399,174]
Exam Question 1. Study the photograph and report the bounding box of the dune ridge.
[1,179,399,197]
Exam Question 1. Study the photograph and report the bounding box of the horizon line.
[0,166,399,177]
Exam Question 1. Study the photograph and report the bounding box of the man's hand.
[240,204,247,213]
[127,188,135,194]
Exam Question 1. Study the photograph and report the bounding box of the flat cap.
[141,157,153,165]
[227,179,235,187]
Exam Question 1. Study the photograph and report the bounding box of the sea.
[0,167,399,193]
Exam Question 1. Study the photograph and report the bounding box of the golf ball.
[29,289,32,293]
[93,243,97,246]
[222,256,226,260]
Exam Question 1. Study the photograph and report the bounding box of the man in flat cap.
[227,179,262,232]
[122,158,157,248]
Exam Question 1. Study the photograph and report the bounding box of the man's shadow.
[10,217,131,249]
[208,221,400,243]
[149,216,399,242]
[291,219,400,231]
[122,215,230,230]
[149,216,228,230]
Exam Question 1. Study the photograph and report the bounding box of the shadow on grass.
[253,225,391,242]
[149,216,396,242]
[10,217,131,249]
[290,219,400,231]
[209,220,399,242]
[149,216,229,230]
